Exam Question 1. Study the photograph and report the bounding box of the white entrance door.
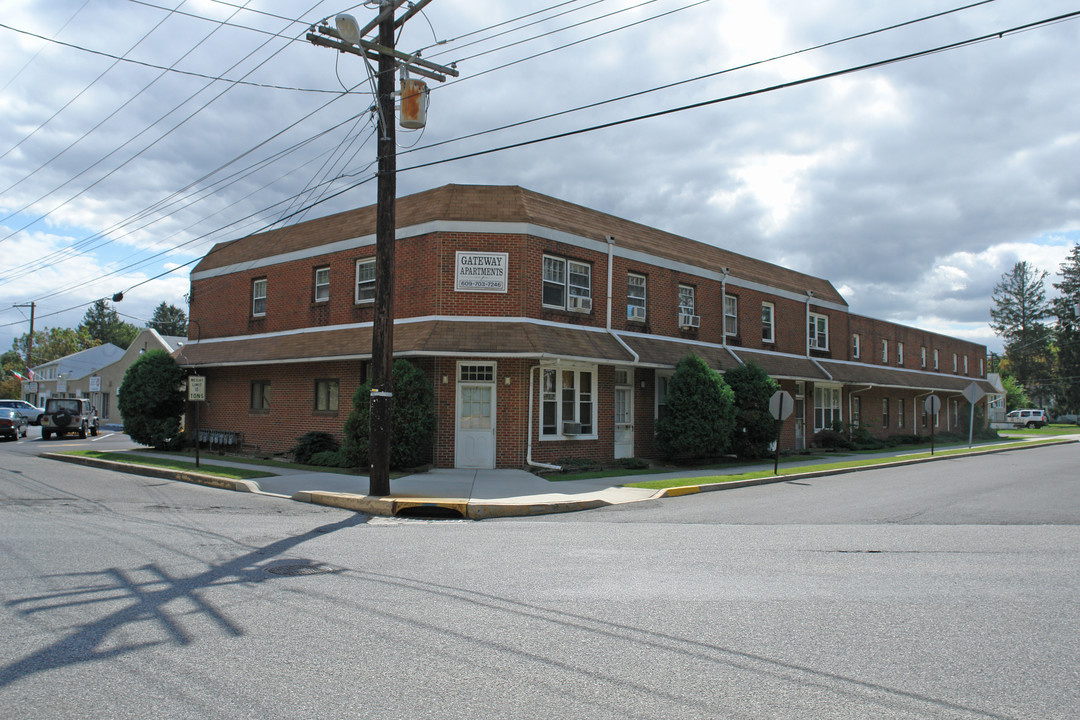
[614,373,634,459]
[456,364,496,469]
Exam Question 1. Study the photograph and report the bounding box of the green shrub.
[289,431,339,464]
[848,424,885,450]
[812,428,853,450]
[724,361,780,459]
[118,350,186,450]
[655,354,736,459]
[308,449,348,467]
[343,359,435,470]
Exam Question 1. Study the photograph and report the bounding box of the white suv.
[1005,408,1049,429]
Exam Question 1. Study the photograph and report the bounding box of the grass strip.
[129,448,362,475]
[63,451,273,480]
[626,439,1069,490]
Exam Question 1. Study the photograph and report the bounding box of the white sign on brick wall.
[455,251,508,293]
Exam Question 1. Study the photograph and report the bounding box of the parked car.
[40,397,99,439]
[1053,413,1079,425]
[1004,408,1049,429]
[0,399,44,425]
[0,408,29,439]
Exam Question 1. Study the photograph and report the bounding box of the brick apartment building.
[176,184,995,469]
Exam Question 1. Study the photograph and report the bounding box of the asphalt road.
[1,444,1077,719]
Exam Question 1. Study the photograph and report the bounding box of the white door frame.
[614,368,634,459]
[455,362,496,469]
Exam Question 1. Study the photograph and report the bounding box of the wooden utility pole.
[308,2,457,496]
[368,4,397,496]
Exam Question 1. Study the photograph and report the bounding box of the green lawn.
[999,423,1080,437]
[625,439,1070,490]
[63,450,274,480]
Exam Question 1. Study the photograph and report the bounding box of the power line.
[0,21,344,94]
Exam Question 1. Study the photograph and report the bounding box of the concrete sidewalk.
[45,434,1078,519]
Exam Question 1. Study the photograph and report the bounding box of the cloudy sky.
[2,0,1079,359]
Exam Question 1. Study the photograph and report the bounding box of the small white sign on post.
[188,376,206,402]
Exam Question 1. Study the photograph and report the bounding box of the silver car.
[0,399,44,425]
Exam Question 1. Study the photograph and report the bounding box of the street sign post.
[924,394,941,455]
[960,382,986,449]
[769,390,793,474]
[188,376,206,468]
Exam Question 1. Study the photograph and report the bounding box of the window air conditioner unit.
[568,296,592,312]
[679,313,700,329]
[628,305,647,321]
[562,421,582,435]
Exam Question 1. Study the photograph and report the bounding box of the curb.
[42,452,260,493]
[653,438,1078,498]
[294,490,612,519]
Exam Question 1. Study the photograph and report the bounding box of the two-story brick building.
[176,184,995,469]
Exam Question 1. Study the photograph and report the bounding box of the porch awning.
[815,359,998,394]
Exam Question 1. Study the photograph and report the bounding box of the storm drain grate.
[264,562,333,576]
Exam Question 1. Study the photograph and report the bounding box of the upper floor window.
[724,295,738,336]
[897,342,904,365]
[762,302,775,343]
[852,333,861,358]
[921,346,927,368]
[881,339,889,363]
[964,355,969,375]
[678,284,695,314]
[356,259,375,303]
[252,278,267,317]
[933,349,940,370]
[979,357,984,376]
[627,273,646,321]
[314,267,330,303]
[953,353,958,372]
[808,312,828,350]
[543,256,591,312]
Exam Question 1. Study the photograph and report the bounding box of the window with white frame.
[627,273,646,320]
[314,379,339,412]
[678,284,695,314]
[897,342,904,365]
[852,395,861,428]
[882,397,890,428]
[808,313,828,350]
[814,385,841,430]
[852,333,860,358]
[540,366,595,437]
[314,267,330,303]
[724,294,738,336]
[964,355,969,374]
[356,259,375,303]
[953,353,958,372]
[897,398,905,428]
[252,278,267,317]
[882,339,889,363]
[921,346,927,368]
[934,349,939,370]
[762,302,775,343]
[979,357,984,376]
[542,256,591,311]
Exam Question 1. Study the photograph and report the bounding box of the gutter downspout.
[848,384,873,431]
[527,363,561,471]
[721,267,729,347]
[605,235,639,364]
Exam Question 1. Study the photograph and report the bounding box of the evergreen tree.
[118,350,186,450]
[81,299,139,349]
[989,261,1052,391]
[655,354,736,459]
[724,360,780,458]
[1052,243,1080,414]
[343,359,435,470]
[148,302,188,337]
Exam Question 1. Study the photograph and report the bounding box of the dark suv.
[40,398,100,440]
